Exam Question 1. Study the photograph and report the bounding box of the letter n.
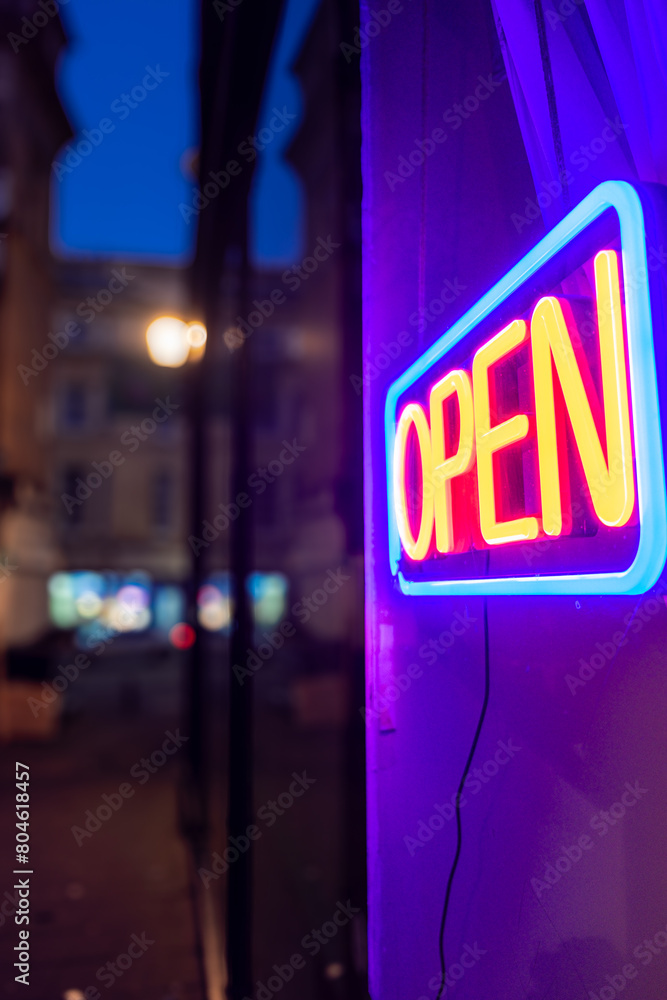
[531,250,634,536]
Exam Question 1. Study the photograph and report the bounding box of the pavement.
[0,647,203,1000]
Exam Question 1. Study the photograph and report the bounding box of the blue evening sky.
[249,0,320,268]
[52,0,319,265]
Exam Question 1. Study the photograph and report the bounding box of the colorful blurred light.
[169,622,196,649]
[146,316,190,368]
[197,582,233,632]
[247,572,288,626]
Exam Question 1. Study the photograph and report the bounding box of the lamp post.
[145,315,208,835]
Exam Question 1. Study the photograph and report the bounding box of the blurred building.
[0,1,70,662]
[50,261,190,582]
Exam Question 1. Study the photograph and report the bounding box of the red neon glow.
[392,249,635,562]
[169,622,196,649]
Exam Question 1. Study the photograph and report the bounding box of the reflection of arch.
[249,155,304,267]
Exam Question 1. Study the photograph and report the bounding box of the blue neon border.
[385,180,667,596]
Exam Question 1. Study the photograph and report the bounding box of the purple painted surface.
[362,1,667,997]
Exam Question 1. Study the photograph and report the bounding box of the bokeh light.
[146,316,190,367]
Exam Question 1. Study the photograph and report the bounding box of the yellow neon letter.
[393,402,434,560]
[473,319,539,545]
[429,369,475,552]
[531,250,634,535]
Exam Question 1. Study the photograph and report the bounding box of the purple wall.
[362,2,667,997]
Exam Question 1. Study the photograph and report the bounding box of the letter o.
[224,846,239,864]
[463,96,479,112]
[278,792,293,810]
[117,954,131,970]
[537,191,551,209]
[77,139,92,156]
[376,352,390,370]
[555,856,571,874]
[87,473,102,489]
[645,598,659,615]
[268,976,282,993]
[429,298,444,315]
[322,921,337,938]
[258,643,273,660]
[258,127,273,145]
[393,403,434,560]
[97,289,112,306]
[590,137,605,155]
[52,676,67,692]
[132,85,147,102]
[34,10,49,26]
[429,814,445,831]
[599,988,615,1000]
[384,683,400,702]
[42,343,58,360]
[654,931,667,948]
[268,460,282,477]
[610,802,625,820]
[203,181,218,199]
[409,149,425,167]
[590,653,605,670]
[248,311,262,328]
[312,589,327,606]
[483,760,499,778]
[97,804,112,822]
[302,256,317,273]
[151,750,166,768]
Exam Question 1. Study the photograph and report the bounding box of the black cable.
[435,593,491,1000]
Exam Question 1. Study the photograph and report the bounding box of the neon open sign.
[386,181,667,595]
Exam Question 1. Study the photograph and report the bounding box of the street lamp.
[145,312,208,835]
[146,316,207,367]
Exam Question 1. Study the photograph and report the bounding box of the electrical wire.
[435,594,491,1000]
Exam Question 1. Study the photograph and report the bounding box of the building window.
[152,470,172,530]
[62,467,85,524]
[61,382,87,430]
